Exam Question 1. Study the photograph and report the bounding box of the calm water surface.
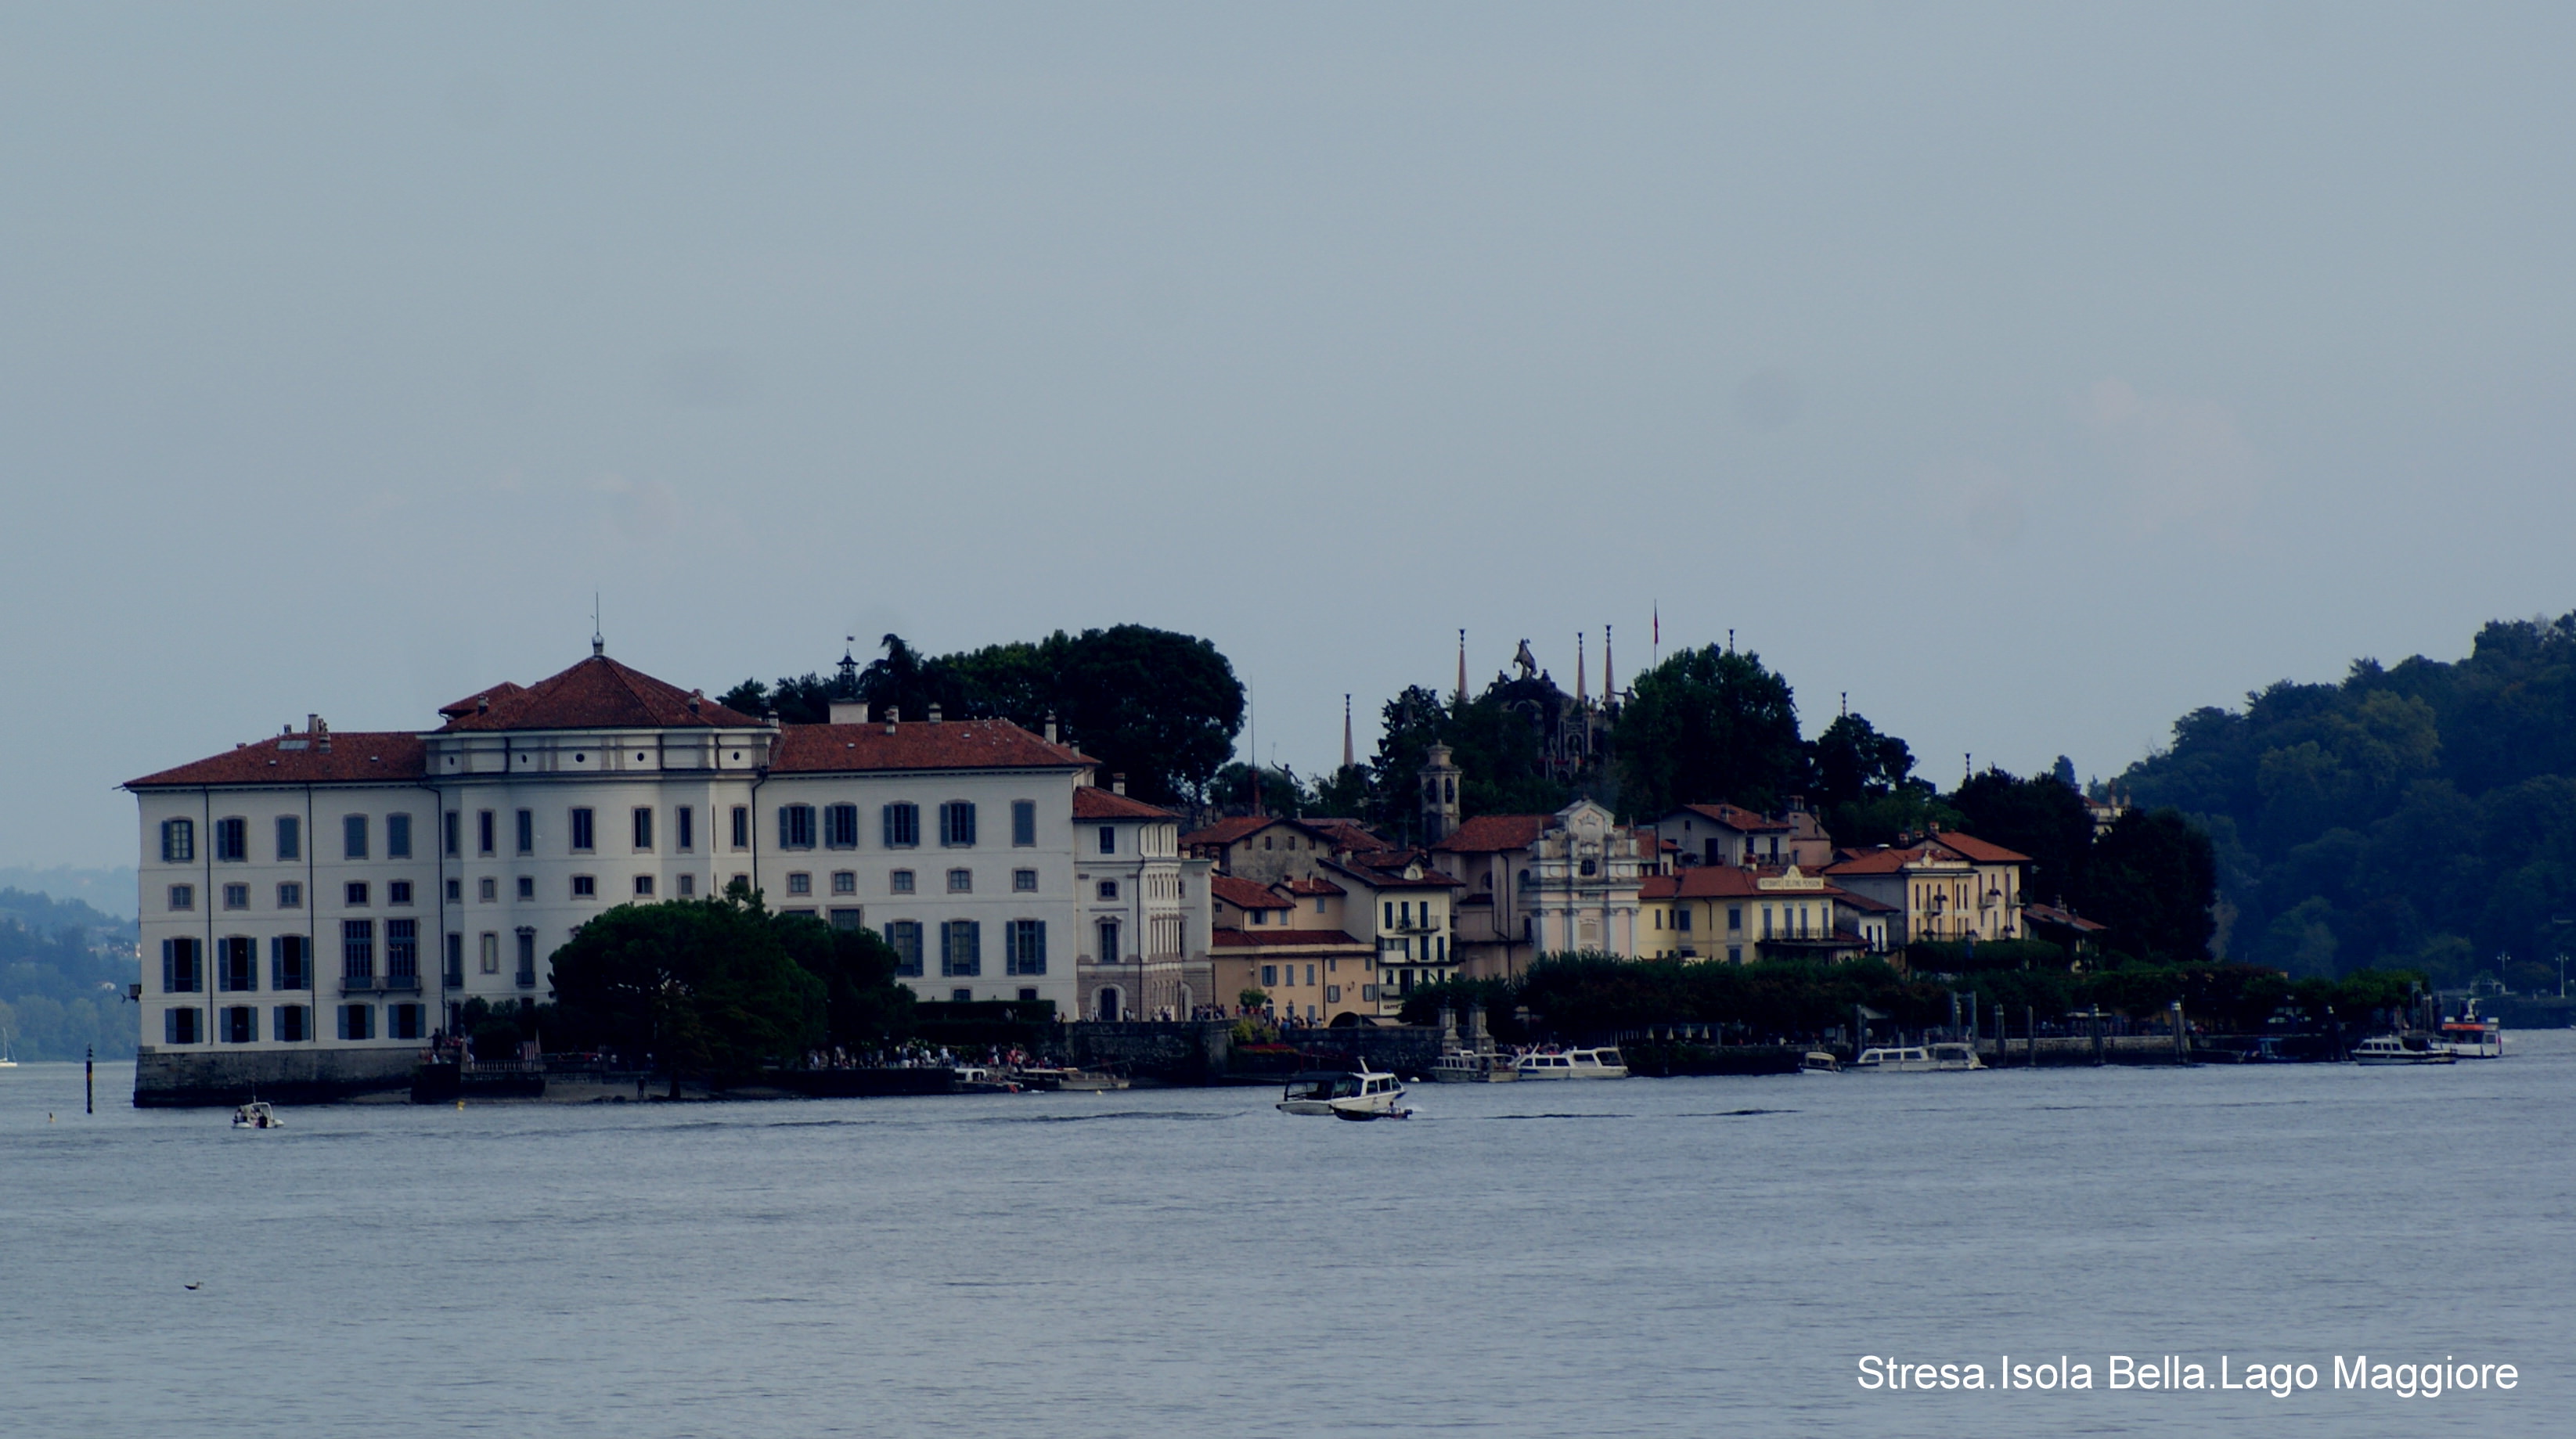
[5,1035,2571,1437]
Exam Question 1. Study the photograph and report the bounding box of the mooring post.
[86,1045,95,1114]
[2171,1000,2189,1064]
[2092,1006,2106,1066]
[2026,1006,2037,1067]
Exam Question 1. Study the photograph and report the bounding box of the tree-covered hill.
[2120,613,2576,988]
[0,888,139,1059]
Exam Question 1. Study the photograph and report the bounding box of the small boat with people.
[1852,1042,1983,1073]
[231,1100,283,1130]
[1278,1067,1409,1117]
[1512,1046,1629,1080]
[2352,1034,2458,1066]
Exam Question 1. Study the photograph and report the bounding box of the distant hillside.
[2120,613,2576,990]
[0,887,139,1060]
[0,866,136,920]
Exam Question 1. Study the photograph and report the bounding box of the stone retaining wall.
[134,1047,420,1106]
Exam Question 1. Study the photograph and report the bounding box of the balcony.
[339,973,423,997]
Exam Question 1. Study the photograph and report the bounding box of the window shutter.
[162,938,174,993]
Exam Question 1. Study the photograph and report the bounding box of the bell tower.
[1419,743,1462,844]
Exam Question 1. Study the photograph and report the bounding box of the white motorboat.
[2437,1016,2505,1059]
[231,1100,283,1129]
[1853,1042,1982,1072]
[1800,1050,1842,1074]
[1277,1067,1408,1116]
[1513,1047,1629,1080]
[2353,1034,2458,1066]
[1429,1049,1519,1083]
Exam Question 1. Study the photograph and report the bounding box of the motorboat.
[2437,1016,2506,1059]
[1278,1067,1407,1117]
[1512,1047,1629,1080]
[1429,1049,1519,1083]
[953,1067,1025,1094]
[231,1100,283,1130]
[1800,1050,1842,1074]
[1017,1067,1130,1092]
[1853,1043,1983,1072]
[2353,1034,2458,1066]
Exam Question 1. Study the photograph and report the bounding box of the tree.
[768,911,915,1051]
[549,887,824,1081]
[1947,767,2095,911]
[2084,808,2218,965]
[1612,646,1803,818]
[1805,712,1947,847]
[1211,762,1311,817]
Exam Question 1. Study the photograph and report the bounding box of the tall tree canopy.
[549,889,824,1077]
[1612,646,1803,818]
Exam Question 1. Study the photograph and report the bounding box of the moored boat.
[2437,1016,2505,1059]
[1800,1050,1842,1074]
[2353,1034,2458,1065]
[1430,1049,1519,1083]
[1512,1047,1629,1080]
[1853,1043,1982,1072]
[1278,1067,1407,1116]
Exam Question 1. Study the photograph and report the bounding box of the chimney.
[1112,773,1126,797]
[689,689,704,715]
[477,696,490,715]
[828,699,868,725]
[315,717,331,753]
[1044,712,1058,745]
[927,703,942,724]
[307,714,319,734]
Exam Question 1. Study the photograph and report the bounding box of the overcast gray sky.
[6,3,2574,869]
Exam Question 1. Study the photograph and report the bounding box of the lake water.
[6,1034,2571,1437]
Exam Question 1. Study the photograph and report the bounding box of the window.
[478,810,495,855]
[1676,907,1692,933]
[443,933,463,987]
[883,803,921,848]
[477,876,497,903]
[387,814,413,858]
[277,881,303,909]
[345,882,370,907]
[1014,869,1038,893]
[787,872,812,896]
[279,815,303,862]
[1384,902,1394,927]
[570,808,596,852]
[1098,825,1116,855]
[633,874,655,898]
[831,871,857,895]
[445,878,461,903]
[1097,919,1120,962]
[632,808,654,851]
[214,817,247,862]
[1005,919,1047,975]
[946,868,973,894]
[388,880,413,905]
[387,920,417,982]
[1728,905,1743,933]
[1097,880,1119,901]
[677,874,695,897]
[480,934,499,974]
[1260,964,1277,987]
[517,876,534,901]
[160,818,194,863]
[779,804,816,850]
[1012,800,1037,847]
[338,1004,374,1041]
[342,920,375,980]
[731,805,750,850]
[344,815,369,859]
[165,1008,200,1045]
[940,919,982,977]
[939,801,976,847]
[826,804,859,849]
[222,883,250,911]
[272,935,309,991]
[387,1003,424,1041]
[168,883,194,912]
[890,869,915,894]
[218,937,258,991]
[273,1005,308,1043]
[516,809,534,854]
[516,929,537,988]
[442,811,459,858]
[885,920,924,977]
[676,806,695,852]
[830,908,863,931]
[952,988,973,1003]
[572,876,596,898]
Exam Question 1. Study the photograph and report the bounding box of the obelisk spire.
[1455,629,1468,709]
[1342,694,1354,771]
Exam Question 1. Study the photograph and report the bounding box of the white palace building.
[126,647,1211,1102]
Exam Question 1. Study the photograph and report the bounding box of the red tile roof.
[1823,847,1933,876]
[1667,802,1790,833]
[1431,815,1551,853]
[1181,816,1280,849]
[438,655,766,732]
[1211,876,1293,911]
[128,732,429,790]
[1073,786,1176,820]
[1823,885,1899,914]
[1281,877,1345,897]
[1181,815,1392,854]
[1213,928,1370,948]
[1302,818,1396,853]
[1322,857,1465,890]
[770,719,1091,774]
[437,682,524,719]
[2025,902,2106,933]
[1933,830,2033,864]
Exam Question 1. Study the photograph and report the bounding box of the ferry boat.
[2353,1034,2458,1065]
[1513,1047,1629,1080]
[1277,1067,1408,1117]
[231,1100,283,1129]
[1429,1049,1519,1083]
[1853,1042,1982,1072]
[2437,1016,2506,1059]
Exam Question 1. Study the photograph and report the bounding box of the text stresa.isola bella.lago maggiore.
[1857,1354,2517,1398]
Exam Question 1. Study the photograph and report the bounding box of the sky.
[5,3,2575,871]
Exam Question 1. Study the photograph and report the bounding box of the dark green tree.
[1612,646,1803,818]
[2083,808,2219,965]
[549,888,824,1081]
[769,911,915,1050]
[1947,767,2095,911]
